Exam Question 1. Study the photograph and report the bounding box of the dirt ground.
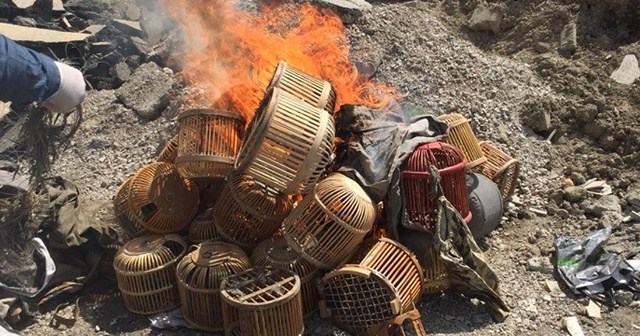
[12,0,640,335]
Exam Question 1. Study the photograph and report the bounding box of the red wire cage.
[401,141,471,232]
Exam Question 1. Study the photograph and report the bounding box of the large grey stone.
[610,55,640,85]
[563,186,587,202]
[582,195,622,216]
[626,187,640,209]
[560,22,577,53]
[469,6,503,34]
[115,62,175,120]
[522,109,551,132]
[313,0,372,24]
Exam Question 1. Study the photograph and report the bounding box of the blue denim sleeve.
[0,34,61,105]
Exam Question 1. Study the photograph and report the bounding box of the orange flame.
[162,0,398,121]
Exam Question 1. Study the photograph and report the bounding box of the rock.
[533,41,551,53]
[112,19,142,36]
[626,187,640,209]
[469,6,503,34]
[562,316,585,336]
[582,300,601,319]
[576,104,599,123]
[583,121,606,138]
[582,195,622,216]
[130,36,153,55]
[111,62,131,85]
[522,109,551,132]
[569,172,587,186]
[615,290,635,306]
[0,22,94,43]
[610,55,640,85]
[559,22,577,53]
[549,189,564,206]
[13,16,36,27]
[140,7,173,45]
[598,211,623,228]
[313,0,372,24]
[557,209,570,219]
[115,62,175,120]
[545,280,561,293]
[527,257,554,274]
[564,186,587,202]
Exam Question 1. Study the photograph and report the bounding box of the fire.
[162,0,398,121]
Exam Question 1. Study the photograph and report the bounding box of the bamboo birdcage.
[113,176,148,237]
[214,173,294,249]
[473,141,520,201]
[401,141,471,233]
[267,60,337,114]
[128,162,200,233]
[437,113,487,169]
[176,109,245,179]
[221,267,303,336]
[187,208,221,243]
[282,173,377,269]
[319,238,425,336]
[176,241,251,332]
[251,236,321,317]
[157,134,179,163]
[113,234,187,315]
[235,88,335,195]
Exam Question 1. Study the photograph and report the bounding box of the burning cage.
[187,208,221,243]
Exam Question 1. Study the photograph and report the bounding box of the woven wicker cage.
[320,238,425,335]
[187,208,221,243]
[437,113,487,170]
[214,173,294,249]
[401,141,471,233]
[251,236,321,317]
[235,88,335,195]
[157,134,179,163]
[176,109,245,179]
[113,234,187,315]
[221,267,303,336]
[397,226,450,294]
[473,141,520,201]
[267,60,337,114]
[113,176,148,238]
[128,162,200,233]
[282,173,376,269]
[176,241,251,331]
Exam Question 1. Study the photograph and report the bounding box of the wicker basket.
[437,113,487,170]
[320,238,425,335]
[113,234,187,315]
[473,141,520,201]
[235,88,335,195]
[251,236,321,317]
[187,208,221,243]
[128,162,200,233]
[221,267,303,336]
[282,173,376,269]
[267,60,337,114]
[176,109,245,179]
[401,141,471,233]
[176,241,251,332]
[157,134,179,163]
[214,173,294,249]
[113,176,148,237]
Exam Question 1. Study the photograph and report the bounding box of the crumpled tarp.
[555,228,640,306]
[432,196,511,321]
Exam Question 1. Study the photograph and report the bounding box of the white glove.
[42,61,86,114]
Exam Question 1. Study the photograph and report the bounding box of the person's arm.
[0,34,85,114]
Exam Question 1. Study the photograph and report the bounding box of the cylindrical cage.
[266,60,337,114]
[113,234,187,315]
[437,113,487,170]
[157,134,179,163]
[251,236,321,317]
[187,208,221,243]
[176,109,245,179]
[397,226,450,295]
[113,175,148,238]
[473,141,520,201]
[214,173,294,249]
[221,267,303,336]
[127,162,200,233]
[320,238,425,335]
[282,173,377,269]
[235,88,335,195]
[466,172,504,239]
[176,241,251,332]
[401,141,471,233]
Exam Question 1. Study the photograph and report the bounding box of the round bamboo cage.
[113,176,148,237]
[267,60,337,114]
[176,241,251,332]
[251,236,321,317]
[235,88,335,195]
[401,141,471,233]
[397,226,450,294]
[320,238,425,335]
[473,141,520,201]
[221,267,303,336]
[113,234,187,315]
[282,173,377,269]
[156,134,179,163]
[128,162,200,233]
[214,173,294,249]
[437,113,487,169]
[176,109,245,179]
[187,208,221,243]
